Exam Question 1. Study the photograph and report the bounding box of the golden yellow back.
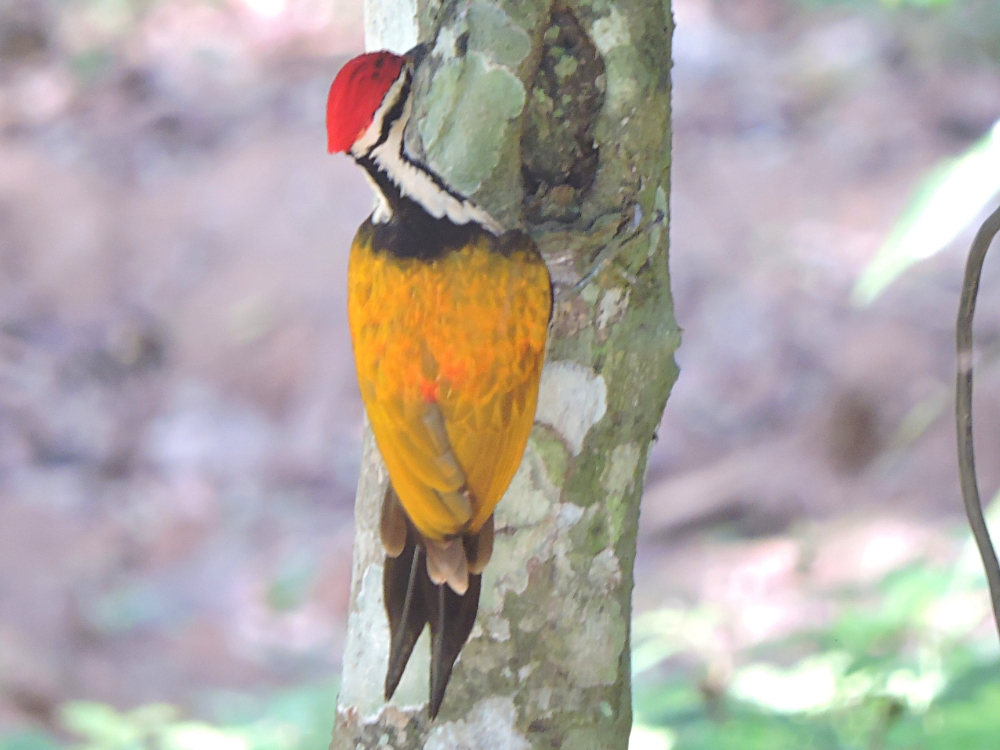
[347,223,551,541]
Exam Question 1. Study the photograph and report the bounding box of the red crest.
[326,51,406,154]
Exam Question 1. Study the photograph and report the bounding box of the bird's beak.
[406,42,431,71]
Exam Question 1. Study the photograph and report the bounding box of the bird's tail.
[380,485,493,718]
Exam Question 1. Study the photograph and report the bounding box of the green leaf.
[60,702,142,750]
[886,683,1000,746]
[853,121,1000,305]
[160,723,247,750]
[628,724,677,750]
[0,731,62,750]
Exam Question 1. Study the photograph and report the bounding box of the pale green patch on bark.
[535,361,607,455]
[423,697,529,750]
[561,597,626,686]
[333,0,675,747]
[467,2,532,68]
[418,53,526,196]
[528,425,570,487]
[364,0,418,52]
[602,442,643,542]
[590,548,623,590]
[649,184,668,258]
[597,286,630,329]
[336,564,389,717]
[591,6,631,54]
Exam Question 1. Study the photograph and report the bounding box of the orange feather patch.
[347,226,550,541]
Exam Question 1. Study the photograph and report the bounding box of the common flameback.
[326,47,551,718]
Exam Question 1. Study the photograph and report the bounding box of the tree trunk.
[332,0,676,747]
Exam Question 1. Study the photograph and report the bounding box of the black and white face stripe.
[350,65,411,158]
[350,63,501,235]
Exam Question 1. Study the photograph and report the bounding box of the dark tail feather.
[464,514,494,574]
[425,568,481,718]
[383,525,427,701]
[381,515,483,718]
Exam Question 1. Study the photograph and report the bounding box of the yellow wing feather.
[348,225,550,541]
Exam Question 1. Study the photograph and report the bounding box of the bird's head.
[325,45,500,232]
[326,50,414,158]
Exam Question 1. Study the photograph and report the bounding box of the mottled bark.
[333,0,676,747]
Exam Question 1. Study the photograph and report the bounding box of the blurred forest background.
[2,0,1000,747]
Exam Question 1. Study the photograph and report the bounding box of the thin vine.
[956,202,1000,640]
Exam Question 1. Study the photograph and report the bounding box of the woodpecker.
[326,48,551,717]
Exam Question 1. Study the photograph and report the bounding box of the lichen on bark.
[332,1,676,748]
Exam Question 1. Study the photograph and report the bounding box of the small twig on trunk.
[956,201,1000,641]
[558,208,666,300]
